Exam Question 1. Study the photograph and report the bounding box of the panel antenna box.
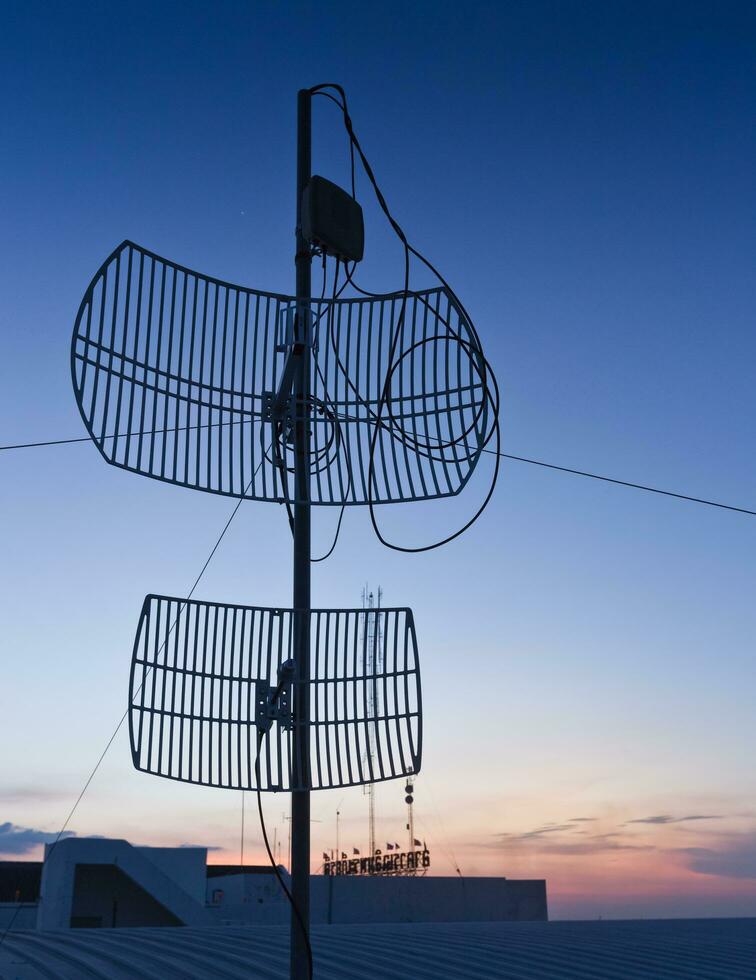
[302,175,364,263]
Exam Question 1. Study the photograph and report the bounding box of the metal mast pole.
[291,87,312,980]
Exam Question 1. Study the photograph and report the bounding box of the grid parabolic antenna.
[129,595,422,792]
[71,241,489,505]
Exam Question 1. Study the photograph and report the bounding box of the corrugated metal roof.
[1,919,755,979]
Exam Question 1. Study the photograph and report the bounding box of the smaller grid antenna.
[128,595,421,792]
[361,584,383,860]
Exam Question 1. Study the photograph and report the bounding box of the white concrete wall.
[136,847,206,904]
[34,838,546,930]
[37,838,211,929]
[312,875,547,924]
[206,873,547,925]
[207,869,292,925]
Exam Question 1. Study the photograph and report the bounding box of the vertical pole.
[291,87,312,980]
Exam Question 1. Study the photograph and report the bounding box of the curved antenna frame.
[71,240,488,506]
[128,594,422,793]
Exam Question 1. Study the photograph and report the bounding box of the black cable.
[0,435,91,450]
[3,427,756,519]
[4,83,755,530]
[309,87,498,436]
[311,258,351,561]
[311,500,346,562]
[272,254,352,561]
[271,259,330,533]
[274,255,348,549]
[489,449,756,517]
[313,83,747,546]
[255,732,313,980]
[308,89,356,199]
[0,721,123,948]
[0,418,258,453]
[0,457,266,948]
[340,268,500,456]
[310,82,501,552]
[322,401,756,521]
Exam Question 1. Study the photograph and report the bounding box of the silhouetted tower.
[361,585,383,860]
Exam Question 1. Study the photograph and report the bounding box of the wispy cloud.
[496,823,575,841]
[490,811,732,862]
[678,832,756,880]
[625,814,723,826]
[487,830,653,856]
[0,787,68,804]
[537,839,654,856]
[0,822,74,855]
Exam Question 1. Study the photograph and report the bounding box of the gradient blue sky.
[2,1,756,918]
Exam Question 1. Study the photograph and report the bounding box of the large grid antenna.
[69,87,497,980]
[71,241,488,506]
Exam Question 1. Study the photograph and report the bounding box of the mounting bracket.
[255,659,296,733]
[263,389,293,423]
[277,304,317,352]
[264,341,306,423]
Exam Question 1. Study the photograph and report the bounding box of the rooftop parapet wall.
[207,871,547,926]
[37,838,211,929]
[313,875,547,925]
